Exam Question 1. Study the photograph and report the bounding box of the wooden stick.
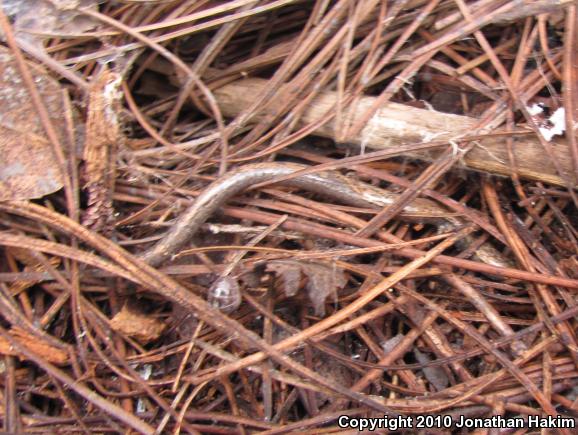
[214,78,574,187]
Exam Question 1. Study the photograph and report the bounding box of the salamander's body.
[139,162,510,270]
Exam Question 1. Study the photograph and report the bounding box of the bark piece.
[214,78,574,187]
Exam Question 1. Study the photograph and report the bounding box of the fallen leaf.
[0,45,68,200]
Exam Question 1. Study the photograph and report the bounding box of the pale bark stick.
[214,78,574,187]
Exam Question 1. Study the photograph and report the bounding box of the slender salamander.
[139,162,511,270]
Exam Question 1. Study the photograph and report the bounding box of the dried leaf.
[0,328,68,365]
[82,68,123,232]
[267,260,346,316]
[0,45,67,200]
[207,277,242,313]
[414,348,449,392]
[110,304,166,344]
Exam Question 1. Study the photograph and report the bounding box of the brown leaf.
[0,45,68,200]
[110,304,166,344]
